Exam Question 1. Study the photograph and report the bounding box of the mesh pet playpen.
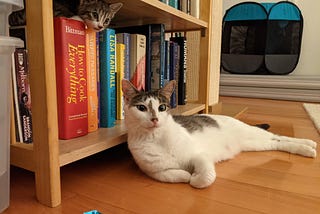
[221,1,303,74]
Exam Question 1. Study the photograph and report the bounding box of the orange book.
[86,29,98,132]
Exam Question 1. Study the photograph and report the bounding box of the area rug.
[303,103,320,134]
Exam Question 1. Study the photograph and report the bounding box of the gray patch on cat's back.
[173,115,219,133]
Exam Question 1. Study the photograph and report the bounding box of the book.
[12,48,33,143]
[164,40,170,85]
[116,43,125,120]
[53,17,88,139]
[169,41,180,108]
[99,28,117,128]
[170,36,187,105]
[169,0,178,9]
[129,34,146,91]
[86,29,98,132]
[96,32,101,128]
[116,24,165,91]
[116,33,131,80]
[190,0,200,18]
[181,0,191,14]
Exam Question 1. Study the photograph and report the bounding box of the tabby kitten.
[54,0,122,31]
[122,79,317,188]
[9,0,122,31]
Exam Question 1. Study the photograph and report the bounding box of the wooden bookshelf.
[10,0,221,207]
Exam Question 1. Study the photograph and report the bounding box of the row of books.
[159,0,200,18]
[53,17,188,140]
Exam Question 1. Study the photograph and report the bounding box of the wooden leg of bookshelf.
[25,0,61,207]
[34,143,61,207]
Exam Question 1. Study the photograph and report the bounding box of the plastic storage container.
[0,36,23,213]
[0,0,23,35]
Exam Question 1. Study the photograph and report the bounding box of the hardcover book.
[169,41,180,108]
[116,33,131,80]
[54,17,88,139]
[116,43,125,120]
[129,34,146,91]
[99,28,117,128]
[86,29,98,132]
[170,36,187,105]
[12,48,33,143]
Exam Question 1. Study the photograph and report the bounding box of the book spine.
[116,43,125,120]
[169,0,178,8]
[169,42,180,108]
[12,48,33,143]
[164,40,170,86]
[150,24,165,90]
[190,0,200,18]
[86,29,98,132]
[130,34,146,91]
[171,36,187,105]
[99,28,117,128]
[54,17,88,139]
[116,33,131,80]
[96,32,101,128]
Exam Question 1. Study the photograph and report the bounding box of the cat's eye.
[92,11,99,19]
[104,18,111,24]
[136,105,147,112]
[158,104,167,112]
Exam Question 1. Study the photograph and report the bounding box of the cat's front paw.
[190,171,216,188]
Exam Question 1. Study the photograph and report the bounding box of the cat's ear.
[109,2,123,13]
[160,80,176,100]
[122,79,139,103]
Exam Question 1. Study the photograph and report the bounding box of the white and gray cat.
[122,79,317,188]
[54,0,122,31]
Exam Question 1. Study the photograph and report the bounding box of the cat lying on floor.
[122,79,317,188]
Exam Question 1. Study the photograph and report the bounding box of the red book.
[54,17,88,139]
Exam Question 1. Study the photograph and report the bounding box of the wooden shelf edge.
[59,121,128,167]
[109,0,207,31]
[10,143,35,171]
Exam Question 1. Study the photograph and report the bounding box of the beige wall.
[223,0,320,76]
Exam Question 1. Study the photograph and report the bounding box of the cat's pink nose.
[151,118,158,125]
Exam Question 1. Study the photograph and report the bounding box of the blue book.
[169,0,178,8]
[116,33,131,80]
[99,28,116,128]
[169,41,180,108]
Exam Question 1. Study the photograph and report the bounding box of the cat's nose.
[151,118,158,124]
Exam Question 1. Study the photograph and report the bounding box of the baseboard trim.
[219,74,320,102]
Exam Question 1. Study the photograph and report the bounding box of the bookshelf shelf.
[10,0,222,208]
[110,0,208,31]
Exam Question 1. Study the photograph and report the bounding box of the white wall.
[223,0,320,76]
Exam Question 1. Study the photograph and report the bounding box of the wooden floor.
[4,97,320,214]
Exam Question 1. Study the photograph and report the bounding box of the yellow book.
[116,43,125,120]
[86,29,98,132]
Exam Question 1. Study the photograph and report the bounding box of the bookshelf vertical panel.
[209,0,223,106]
[25,0,61,207]
[198,0,213,113]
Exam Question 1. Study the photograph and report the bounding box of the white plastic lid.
[0,0,24,11]
[0,36,23,47]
